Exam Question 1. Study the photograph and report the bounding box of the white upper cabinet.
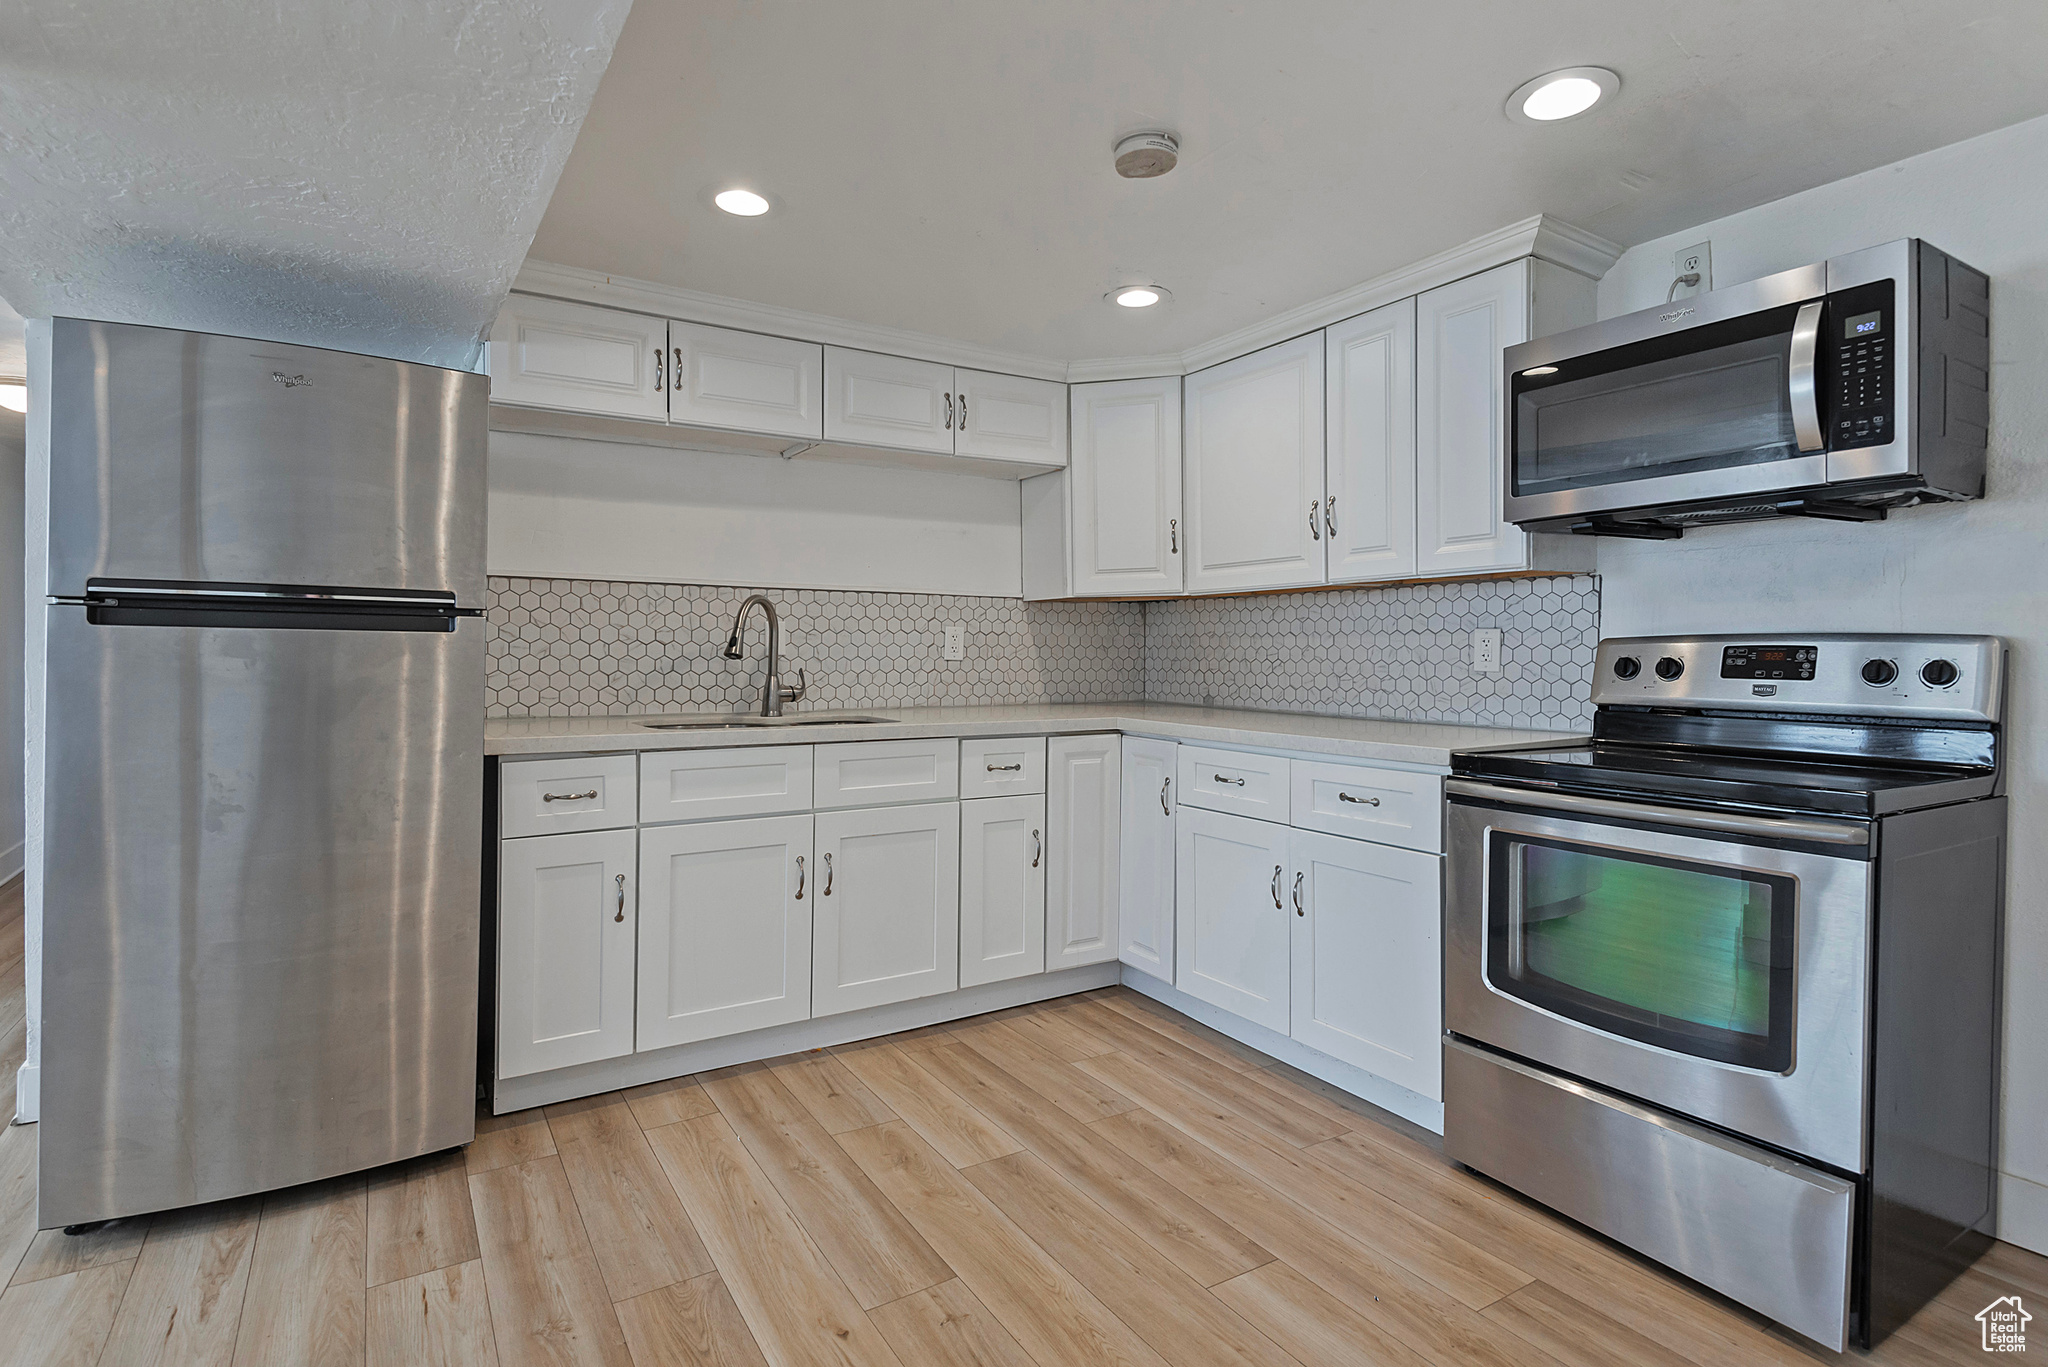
[1184,333,1327,594]
[1416,260,1530,575]
[955,369,1067,467]
[823,347,957,455]
[487,295,669,421]
[1068,377,1184,596]
[666,321,823,441]
[1325,299,1418,583]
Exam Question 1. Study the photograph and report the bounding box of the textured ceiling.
[529,0,2048,362]
[0,0,631,369]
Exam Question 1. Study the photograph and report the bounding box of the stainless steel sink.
[636,713,894,730]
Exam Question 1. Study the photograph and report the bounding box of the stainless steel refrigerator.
[37,319,487,1227]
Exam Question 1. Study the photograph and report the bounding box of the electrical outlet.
[1472,628,1502,675]
[1671,241,1712,298]
[943,622,965,661]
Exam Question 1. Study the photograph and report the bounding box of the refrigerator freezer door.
[47,318,487,601]
[38,607,485,1227]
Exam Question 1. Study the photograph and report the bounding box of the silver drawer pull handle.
[1337,792,1381,807]
[822,852,833,896]
[614,873,626,923]
[794,855,806,900]
[543,789,598,803]
[986,763,1023,772]
[1214,774,1246,786]
[1293,871,1305,916]
[1032,829,1042,868]
[1271,865,1283,909]
[1160,777,1171,816]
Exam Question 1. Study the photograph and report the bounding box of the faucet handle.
[779,667,807,704]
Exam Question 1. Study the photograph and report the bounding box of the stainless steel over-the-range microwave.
[1503,239,1989,537]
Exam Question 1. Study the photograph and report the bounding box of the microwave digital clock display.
[1844,310,1884,339]
[1721,644,1817,681]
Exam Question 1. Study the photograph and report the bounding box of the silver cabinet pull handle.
[1032,829,1042,868]
[1271,865,1283,909]
[1214,773,1246,786]
[822,852,833,896]
[543,789,598,803]
[944,392,954,430]
[794,855,806,901]
[673,345,683,392]
[654,345,665,394]
[1309,501,1321,540]
[987,762,1023,772]
[1169,518,1178,554]
[1325,495,1337,537]
[614,873,626,923]
[1788,299,1825,453]
[1337,792,1381,807]
[1293,871,1305,916]
[958,393,968,429]
[1160,777,1171,816]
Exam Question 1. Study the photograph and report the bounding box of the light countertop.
[485,702,1584,768]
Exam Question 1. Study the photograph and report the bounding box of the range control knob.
[1860,659,1899,687]
[1612,655,1642,680]
[1920,659,1960,688]
[1655,656,1685,681]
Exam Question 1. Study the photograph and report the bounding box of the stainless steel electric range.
[1443,633,2006,1352]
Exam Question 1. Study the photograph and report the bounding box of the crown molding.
[514,213,1623,387]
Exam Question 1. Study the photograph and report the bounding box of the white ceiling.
[0,0,629,369]
[529,0,2048,363]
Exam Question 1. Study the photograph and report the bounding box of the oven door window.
[1486,834,1796,1071]
[1512,301,1810,497]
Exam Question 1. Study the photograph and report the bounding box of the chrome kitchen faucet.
[724,594,807,717]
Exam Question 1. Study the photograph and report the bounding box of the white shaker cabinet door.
[1416,260,1530,575]
[823,347,956,454]
[636,814,814,1051]
[955,369,1068,467]
[1288,829,1444,1099]
[1183,333,1327,594]
[666,320,823,440]
[1069,378,1184,596]
[812,802,962,1015]
[1325,298,1418,583]
[486,295,669,421]
[959,794,1048,988]
[1174,807,1291,1033]
[1046,734,1122,968]
[497,828,638,1079]
[1117,736,1178,980]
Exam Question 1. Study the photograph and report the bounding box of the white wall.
[489,431,1027,597]
[1594,112,2048,1254]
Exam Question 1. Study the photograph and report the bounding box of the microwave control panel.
[1828,279,1894,449]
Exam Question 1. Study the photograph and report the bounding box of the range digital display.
[1721,644,1817,681]
[1844,310,1884,339]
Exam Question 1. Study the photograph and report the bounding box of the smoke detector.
[1114,131,1180,179]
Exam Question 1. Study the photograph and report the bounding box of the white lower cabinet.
[636,814,813,1051]
[1117,737,1178,979]
[812,802,962,1016]
[959,795,1047,988]
[1288,829,1444,1099]
[1047,735,1122,969]
[498,828,638,1079]
[1174,807,1292,1033]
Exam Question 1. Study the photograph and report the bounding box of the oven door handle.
[1445,779,1869,847]
[1788,299,1826,454]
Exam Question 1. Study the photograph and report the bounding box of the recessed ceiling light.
[714,188,771,216]
[1506,67,1620,124]
[0,382,24,414]
[1108,286,1170,308]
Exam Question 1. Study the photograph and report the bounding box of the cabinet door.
[960,795,1047,988]
[1117,737,1178,980]
[1175,807,1290,1033]
[1325,299,1418,582]
[486,295,669,420]
[637,815,813,1051]
[1289,829,1443,1098]
[812,803,961,1015]
[1069,378,1183,596]
[1184,334,1326,594]
[956,369,1068,467]
[498,829,637,1079]
[667,321,823,440]
[823,347,956,454]
[1047,734,1122,968]
[1416,260,1530,575]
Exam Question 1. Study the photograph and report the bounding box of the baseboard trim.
[1119,966,1445,1134]
[1998,1169,2048,1256]
[13,1062,36,1125]
[492,962,1121,1113]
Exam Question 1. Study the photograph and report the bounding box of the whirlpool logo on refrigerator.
[270,371,314,388]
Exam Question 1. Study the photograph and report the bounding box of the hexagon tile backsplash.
[486,573,1599,731]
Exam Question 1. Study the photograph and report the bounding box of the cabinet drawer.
[959,736,1047,798]
[500,754,638,838]
[640,746,814,824]
[815,738,960,809]
[1177,746,1290,823]
[1290,760,1443,853]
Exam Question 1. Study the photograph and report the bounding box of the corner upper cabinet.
[1325,299,1418,582]
[823,347,957,455]
[1183,333,1326,594]
[487,295,669,421]
[667,321,823,441]
[1067,377,1184,596]
[956,369,1067,468]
